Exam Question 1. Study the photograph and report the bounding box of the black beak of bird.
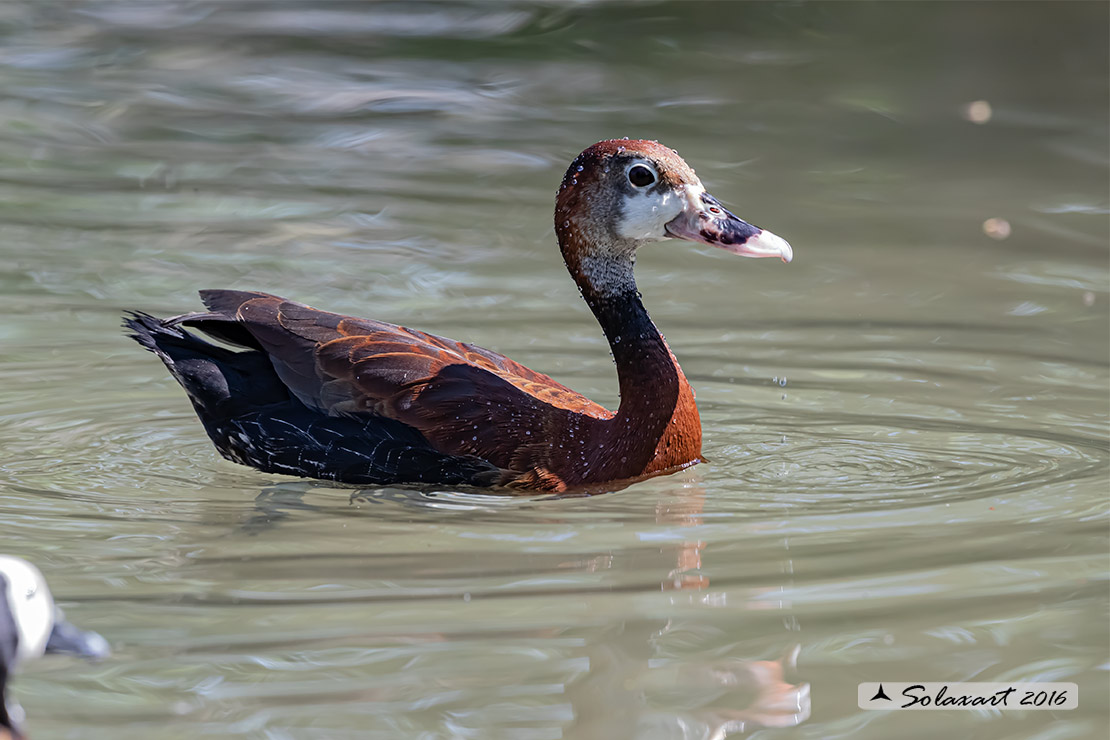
[45,610,109,660]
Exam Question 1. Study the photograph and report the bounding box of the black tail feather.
[124,310,187,355]
[123,311,288,413]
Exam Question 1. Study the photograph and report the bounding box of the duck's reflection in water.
[239,481,323,532]
[238,481,809,738]
[563,484,809,739]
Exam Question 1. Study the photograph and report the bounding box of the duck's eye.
[628,165,655,187]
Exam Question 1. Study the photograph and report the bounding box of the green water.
[0,2,1106,738]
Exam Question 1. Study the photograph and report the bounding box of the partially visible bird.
[0,556,109,740]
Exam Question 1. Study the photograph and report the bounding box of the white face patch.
[0,556,54,667]
[616,180,706,242]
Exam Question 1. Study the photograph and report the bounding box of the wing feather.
[187,290,610,471]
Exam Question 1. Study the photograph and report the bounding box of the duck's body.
[1,557,109,739]
[127,140,791,492]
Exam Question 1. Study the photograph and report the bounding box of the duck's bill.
[665,191,792,263]
[45,611,110,660]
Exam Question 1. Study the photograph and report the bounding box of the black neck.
[582,285,680,425]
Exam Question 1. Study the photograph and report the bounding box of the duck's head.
[1,556,109,733]
[1,555,109,693]
[555,139,791,296]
